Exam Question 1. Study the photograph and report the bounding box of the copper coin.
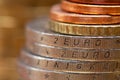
[69,0,120,5]
[18,61,120,80]
[50,4,120,24]
[61,0,120,15]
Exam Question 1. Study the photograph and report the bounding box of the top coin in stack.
[61,0,120,15]
[68,0,120,5]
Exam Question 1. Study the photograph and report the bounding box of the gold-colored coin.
[18,61,120,80]
[20,49,120,73]
[50,20,120,36]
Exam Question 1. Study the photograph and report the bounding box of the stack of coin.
[50,1,120,36]
[18,0,120,80]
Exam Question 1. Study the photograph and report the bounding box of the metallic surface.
[26,17,120,49]
[26,42,120,61]
[62,0,120,15]
[50,5,120,24]
[50,20,120,36]
[69,0,120,5]
[18,61,120,80]
[20,49,120,73]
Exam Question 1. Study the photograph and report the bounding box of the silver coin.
[18,61,120,80]
[26,41,120,61]
[26,17,120,49]
[20,49,120,73]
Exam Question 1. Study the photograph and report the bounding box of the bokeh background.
[0,0,60,80]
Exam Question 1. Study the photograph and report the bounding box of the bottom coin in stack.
[18,61,120,80]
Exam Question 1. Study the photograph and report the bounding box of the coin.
[69,0,120,5]
[50,5,120,24]
[26,17,120,49]
[26,41,120,61]
[20,49,120,72]
[18,61,120,80]
[50,20,120,36]
[62,0,120,15]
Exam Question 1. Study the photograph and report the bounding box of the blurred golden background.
[0,0,59,80]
